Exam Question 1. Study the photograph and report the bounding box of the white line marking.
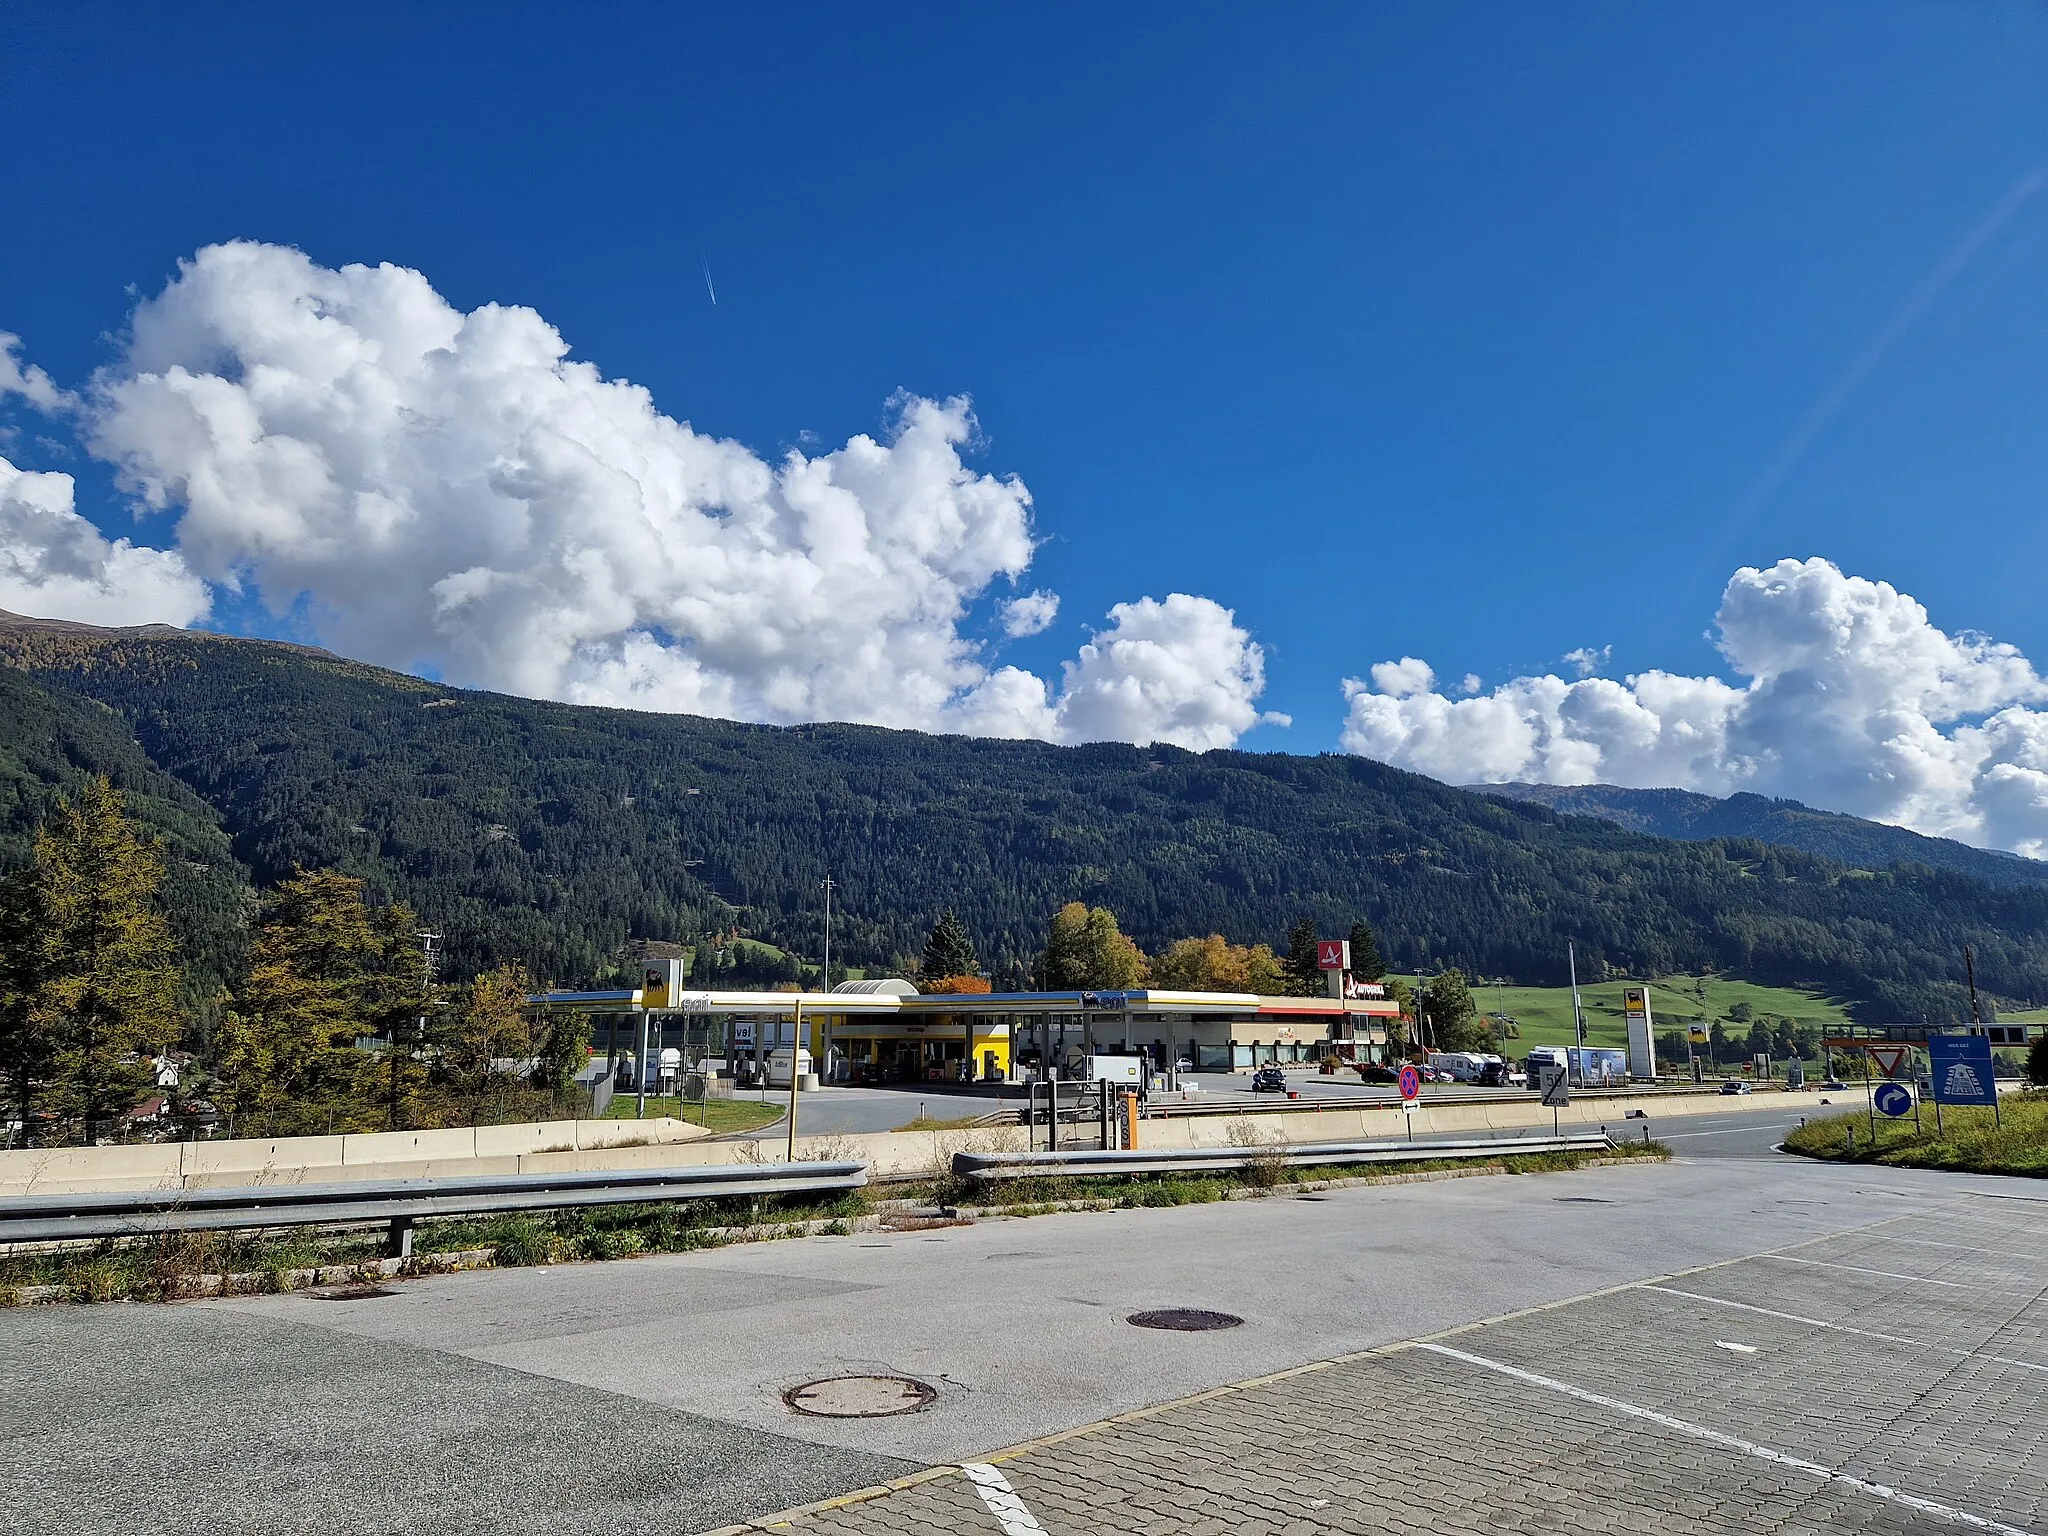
[1418,1343,2036,1536]
[1715,1340,1758,1354]
[1661,1125,1792,1139]
[1883,1235,2048,1263]
[1643,1285,2048,1375]
[962,1463,1049,1535]
[1760,1253,1974,1288]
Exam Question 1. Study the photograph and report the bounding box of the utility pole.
[821,875,834,991]
[393,931,439,1130]
[1568,941,1587,1086]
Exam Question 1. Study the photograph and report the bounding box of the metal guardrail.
[1141,1086,1716,1119]
[0,1160,869,1255]
[953,1132,1614,1181]
[990,1083,1726,1125]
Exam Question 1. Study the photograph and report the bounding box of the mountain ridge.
[3,611,2046,1023]
[1468,782,2042,889]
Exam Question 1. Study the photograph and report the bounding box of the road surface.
[3,1100,2039,1535]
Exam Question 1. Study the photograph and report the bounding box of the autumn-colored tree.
[1039,902,1147,991]
[1149,935,1288,994]
[431,963,537,1125]
[923,974,992,995]
[0,779,182,1144]
[214,869,428,1132]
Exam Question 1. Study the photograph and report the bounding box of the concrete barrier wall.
[0,1116,713,1197]
[0,1087,1867,1197]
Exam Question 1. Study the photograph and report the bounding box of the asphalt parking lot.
[724,1192,2048,1536]
[3,1107,2040,1535]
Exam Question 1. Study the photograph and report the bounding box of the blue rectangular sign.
[1928,1035,1998,1106]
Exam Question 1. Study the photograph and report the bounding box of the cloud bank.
[0,241,1274,750]
[0,454,210,628]
[1342,557,2048,857]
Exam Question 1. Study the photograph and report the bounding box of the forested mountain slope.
[0,656,248,999]
[3,610,2046,1023]
[1473,782,2046,890]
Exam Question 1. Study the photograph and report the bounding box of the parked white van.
[1427,1052,1488,1083]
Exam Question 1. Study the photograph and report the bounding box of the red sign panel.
[1317,939,1349,971]
[1398,1064,1422,1100]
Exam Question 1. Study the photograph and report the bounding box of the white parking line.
[1417,1343,2036,1536]
[961,1463,1050,1536]
[1760,1253,1975,1288]
[1881,1235,2048,1264]
[1641,1284,2048,1375]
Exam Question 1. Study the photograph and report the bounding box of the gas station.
[534,955,1403,1094]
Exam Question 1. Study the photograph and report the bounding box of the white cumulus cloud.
[1057,594,1287,751]
[0,333,73,414]
[1341,557,2048,856]
[66,241,1271,747]
[1562,644,1611,677]
[999,588,1060,638]
[0,454,210,628]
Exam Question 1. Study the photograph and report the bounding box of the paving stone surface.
[730,1195,2048,1536]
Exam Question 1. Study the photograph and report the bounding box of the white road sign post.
[1538,1060,1569,1135]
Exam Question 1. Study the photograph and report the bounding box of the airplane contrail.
[1725,165,2047,535]
[703,256,717,307]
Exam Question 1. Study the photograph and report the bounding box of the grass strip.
[1782,1090,2046,1177]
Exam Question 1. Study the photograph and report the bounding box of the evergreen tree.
[214,869,427,1133]
[1346,918,1385,980]
[2027,1031,2048,1087]
[1,778,182,1144]
[1282,918,1322,996]
[920,910,980,979]
[0,869,58,1147]
[532,992,590,1102]
[432,964,536,1125]
[1421,969,1482,1052]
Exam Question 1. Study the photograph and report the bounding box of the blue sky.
[5,4,2048,846]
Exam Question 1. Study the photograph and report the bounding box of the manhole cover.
[306,1284,399,1301]
[1127,1308,1244,1331]
[783,1375,937,1418]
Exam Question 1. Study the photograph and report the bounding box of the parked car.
[1818,1079,1848,1092]
[1355,1065,1399,1084]
[1251,1067,1288,1092]
[1718,1080,1753,1095]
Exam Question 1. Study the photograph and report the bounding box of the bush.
[485,1215,558,1266]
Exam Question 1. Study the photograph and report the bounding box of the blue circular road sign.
[1873,1082,1913,1118]
[1398,1065,1422,1101]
